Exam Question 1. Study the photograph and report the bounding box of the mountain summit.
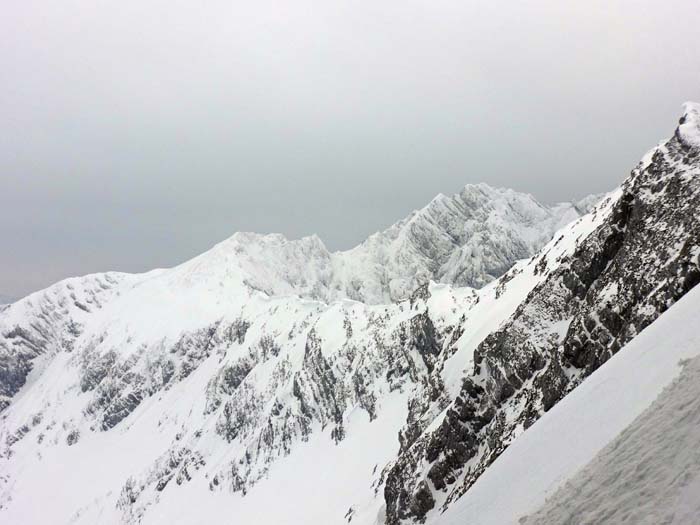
[332,184,600,302]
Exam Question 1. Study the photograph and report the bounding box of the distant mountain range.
[161,185,600,306]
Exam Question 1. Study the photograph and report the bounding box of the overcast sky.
[1,0,699,298]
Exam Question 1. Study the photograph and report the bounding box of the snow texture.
[525,355,700,525]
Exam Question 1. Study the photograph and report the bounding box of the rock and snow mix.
[434,285,700,525]
[0,104,699,525]
[678,102,700,149]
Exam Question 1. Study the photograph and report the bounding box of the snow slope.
[525,355,700,524]
[433,284,700,525]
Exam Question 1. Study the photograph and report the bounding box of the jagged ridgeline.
[0,104,698,524]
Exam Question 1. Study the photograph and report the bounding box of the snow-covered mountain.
[329,186,599,303]
[178,186,599,306]
[0,103,698,525]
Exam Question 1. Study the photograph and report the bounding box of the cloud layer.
[1,0,699,296]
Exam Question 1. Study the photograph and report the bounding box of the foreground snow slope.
[434,284,700,525]
[525,355,700,524]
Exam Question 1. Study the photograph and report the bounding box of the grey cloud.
[1,0,699,297]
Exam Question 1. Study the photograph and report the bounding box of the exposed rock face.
[381,104,700,524]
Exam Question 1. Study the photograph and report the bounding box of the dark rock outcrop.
[382,109,700,523]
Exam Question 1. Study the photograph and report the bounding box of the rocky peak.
[677,101,700,149]
[378,104,700,524]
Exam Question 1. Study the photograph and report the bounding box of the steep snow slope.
[434,284,700,525]
[527,355,700,524]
